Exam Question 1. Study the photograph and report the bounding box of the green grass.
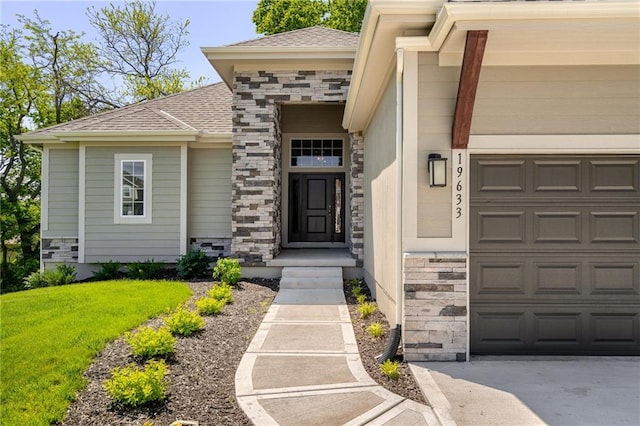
[0,280,192,425]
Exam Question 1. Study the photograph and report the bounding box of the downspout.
[395,48,404,330]
[379,47,404,363]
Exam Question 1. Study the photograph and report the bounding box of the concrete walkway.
[236,288,439,425]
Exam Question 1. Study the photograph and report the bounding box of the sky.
[0,0,261,84]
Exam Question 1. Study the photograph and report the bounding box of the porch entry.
[288,173,345,243]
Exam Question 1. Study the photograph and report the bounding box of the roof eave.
[21,130,201,144]
[344,0,640,133]
[202,46,357,88]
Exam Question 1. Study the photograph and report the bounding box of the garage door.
[470,155,640,355]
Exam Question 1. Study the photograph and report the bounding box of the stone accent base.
[189,237,232,259]
[42,238,79,263]
[403,253,468,362]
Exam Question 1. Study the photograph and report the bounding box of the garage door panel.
[590,314,639,344]
[476,211,525,243]
[471,155,640,355]
[590,211,638,243]
[472,307,640,354]
[472,255,639,301]
[590,159,639,192]
[533,160,582,192]
[534,211,582,243]
[475,160,526,192]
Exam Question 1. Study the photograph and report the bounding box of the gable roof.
[227,26,359,48]
[202,26,358,88]
[21,82,232,142]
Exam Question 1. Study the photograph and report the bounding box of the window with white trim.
[291,139,343,167]
[114,154,152,224]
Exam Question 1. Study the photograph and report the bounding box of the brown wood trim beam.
[452,30,488,149]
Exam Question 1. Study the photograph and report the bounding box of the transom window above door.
[291,139,343,167]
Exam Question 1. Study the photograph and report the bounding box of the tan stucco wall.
[363,76,398,323]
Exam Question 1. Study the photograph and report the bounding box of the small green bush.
[380,359,401,380]
[177,250,211,279]
[356,294,367,304]
[208,282,234,304]
[125,326,175,359]
[23,271,46,289]
[351,284,362,297]
[213,258,241,286]
[24,264,76,289]
[368,322,384,338]
[357,301,377,319]
[128,260,164,280]
[103,360,168,407]
[165,308,205,336]
[195,297,226,315]
[93,261,122,281]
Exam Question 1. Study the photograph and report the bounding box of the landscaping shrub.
[357,301,376,319]
[165,307,205,336]
[213,257,241,286]
[380,359,401,380]
[356,294,367,305]
[350,279,363,297]
[177,250,212,279]
[93,261,122,281]
[208,282,234,304]
[128,260,164,280]
[103,360,168,407]
[125,326,175,359]
[23,271,47,289]
[24,264,76,289]
[367,322,384,338]
[195,297,226,315]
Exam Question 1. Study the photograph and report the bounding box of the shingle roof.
[24,82,232,137]
[227,26,359,48]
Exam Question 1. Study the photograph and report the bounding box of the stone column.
[349,132,364,264]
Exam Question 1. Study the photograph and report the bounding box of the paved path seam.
[236,289,440,425]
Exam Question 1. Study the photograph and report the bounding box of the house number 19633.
[455,151,464,219]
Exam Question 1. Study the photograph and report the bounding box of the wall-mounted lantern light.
[427,153,448,187]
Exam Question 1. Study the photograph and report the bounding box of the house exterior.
[22,1,639,360]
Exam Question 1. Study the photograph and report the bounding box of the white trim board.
[468,135,640,154]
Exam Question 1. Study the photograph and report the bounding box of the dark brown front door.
[289,173,345,243]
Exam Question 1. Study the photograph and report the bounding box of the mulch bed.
[62,278,425,425]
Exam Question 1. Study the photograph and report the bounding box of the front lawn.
[0,280,192,425]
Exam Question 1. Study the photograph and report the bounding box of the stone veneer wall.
[349,133,364,265]
[231,70,351,265]
[189,237,232,260]
[42,238,79,263]
[403,253,468,361]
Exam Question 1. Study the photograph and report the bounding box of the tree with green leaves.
[1,14,109,292]
[87,0,194,102]
[252,0,367,36]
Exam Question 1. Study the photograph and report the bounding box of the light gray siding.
[45,149,79,237]
[188,148,232,237]
[84,146,181,263]
[363,77,398,322]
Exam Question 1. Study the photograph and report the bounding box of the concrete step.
[281,266,343,279]
[279,267,344,290]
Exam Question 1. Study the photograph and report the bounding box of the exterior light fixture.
[427,153,447,187]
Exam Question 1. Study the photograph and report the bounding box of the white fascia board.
[197,133,232,145]
[429,1,640,52]
[53,131,199,143]
[343,0,443,131]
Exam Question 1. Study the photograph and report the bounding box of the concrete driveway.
[410,357,640,426]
